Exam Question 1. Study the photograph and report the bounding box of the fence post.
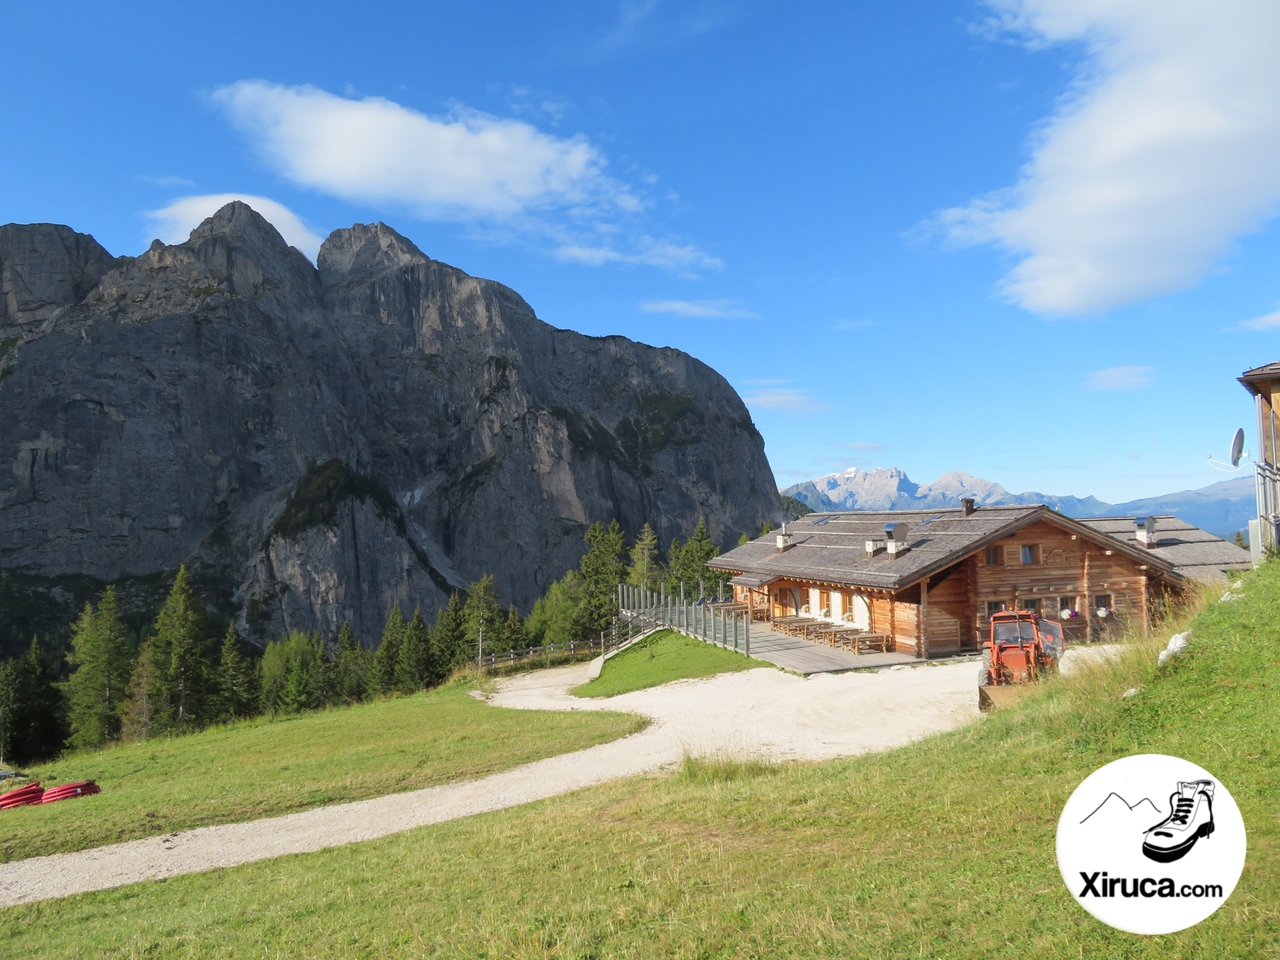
[680,583,685,631]
[477,624,484,673]
[745,609,751,657]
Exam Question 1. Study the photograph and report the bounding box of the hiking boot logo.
[1142,780,1215,863]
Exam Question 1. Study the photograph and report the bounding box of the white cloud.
[838,442,891,451]
[555,238,722,273]
[1236,308,1280,330]
[211,80,637,221]
[145,193,325,260]
[938,0,1280,315]
[831,319,874,330]
[639,299,759,318]
[1085,365,1154,390]
[740,385,831,413]
[210,80,717,273]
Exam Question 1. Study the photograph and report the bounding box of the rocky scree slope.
[0,203,780,651]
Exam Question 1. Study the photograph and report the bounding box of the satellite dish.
[1230,428,1246,467]
[1208,428,1250,471]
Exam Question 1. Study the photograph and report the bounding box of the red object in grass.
[37,781,100,804]
[0,781,45,808]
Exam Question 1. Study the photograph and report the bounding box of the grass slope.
[4,570,1279,957]
[574,629,762,698]
[0,677,643,863]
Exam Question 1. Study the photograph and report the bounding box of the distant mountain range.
[781,468,1255,540]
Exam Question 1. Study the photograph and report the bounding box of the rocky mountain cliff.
[0,203,781,653]
[783,467,1253,539]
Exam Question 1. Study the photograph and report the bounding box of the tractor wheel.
[978,664,991,686]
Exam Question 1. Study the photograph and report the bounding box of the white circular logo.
[1057,754,1247,935]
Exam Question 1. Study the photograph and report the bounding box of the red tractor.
[978,610,1066,712]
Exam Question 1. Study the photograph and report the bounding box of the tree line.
[0,516,731,767]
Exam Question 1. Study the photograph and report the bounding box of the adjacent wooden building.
[708,502,1249,659]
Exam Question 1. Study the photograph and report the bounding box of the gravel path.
[0,658,986,907]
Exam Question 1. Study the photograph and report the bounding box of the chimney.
[1135,516,1157,548]
[776,522,794,553]
[961,498,976,516]
[865,539,886,558]
[884,522,910,558]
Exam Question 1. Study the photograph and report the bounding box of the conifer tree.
[374,606,406,694]
[278,655,313,714]
[0,660,17,766]
[66,587,135,749]
[464,574,505,657]
[7,639,68,764]
[215,623,258,721]
[396,608,431,692]
[501,605,525,651]
[153,566,213,729]
[430,592,467,676]
[669,517,720,594]
[333,621,370,704]
[577,520,627,637]
[627,522,662,590]
[121,638,164,741]
[524,571,585,646]
[260,631,323,713]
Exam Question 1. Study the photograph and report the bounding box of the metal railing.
[617,582,754,656]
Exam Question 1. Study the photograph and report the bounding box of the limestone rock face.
[0,223,119,330]
[0,202,780,647]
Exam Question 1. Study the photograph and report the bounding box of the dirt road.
[1,658,982,907]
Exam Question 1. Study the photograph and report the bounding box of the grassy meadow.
[0,676,644,863]
[3,566,1279,957]
[573,628,763,698]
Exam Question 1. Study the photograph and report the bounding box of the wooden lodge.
[708,502,1250,659]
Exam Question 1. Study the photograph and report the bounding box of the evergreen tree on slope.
[396,608,432,692]
[375,606,406,694]
[8,639,67,764]
[576,520,626,637]
[464,575,504,657]
[431,592,467,678]
[627,522,662,591]
[215,623,259,721]
[66,587,135,749]
[153,566,213,730]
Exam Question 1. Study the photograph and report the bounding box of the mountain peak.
[188,201,291,250]
[318,222,429,285]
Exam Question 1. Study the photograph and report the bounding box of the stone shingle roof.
[709,505,1249,590]
[1075,516,1251,583]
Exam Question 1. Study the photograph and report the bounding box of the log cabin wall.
[923,565,973,656]
[972,518,1162,640]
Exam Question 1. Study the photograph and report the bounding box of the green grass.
[573,629,762,698]
[3,569,1279,957]
[0,676,644,863]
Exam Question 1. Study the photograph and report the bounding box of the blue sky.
[6,0,1280,502]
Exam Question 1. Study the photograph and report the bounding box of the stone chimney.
[884,522,910,557]
[961,498,976,516]
[776,522,794,553]
[1135,516,1157,548]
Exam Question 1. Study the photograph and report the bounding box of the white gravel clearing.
[1,656,994,907]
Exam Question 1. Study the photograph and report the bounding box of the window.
[986,600,1006,616]
[1094,594,1113,615]
[1020,544,1040,565]
[1058,596,1076,612]
[819,589,831,617]
[1022,598,1042,615]
[984,547,1004,566]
